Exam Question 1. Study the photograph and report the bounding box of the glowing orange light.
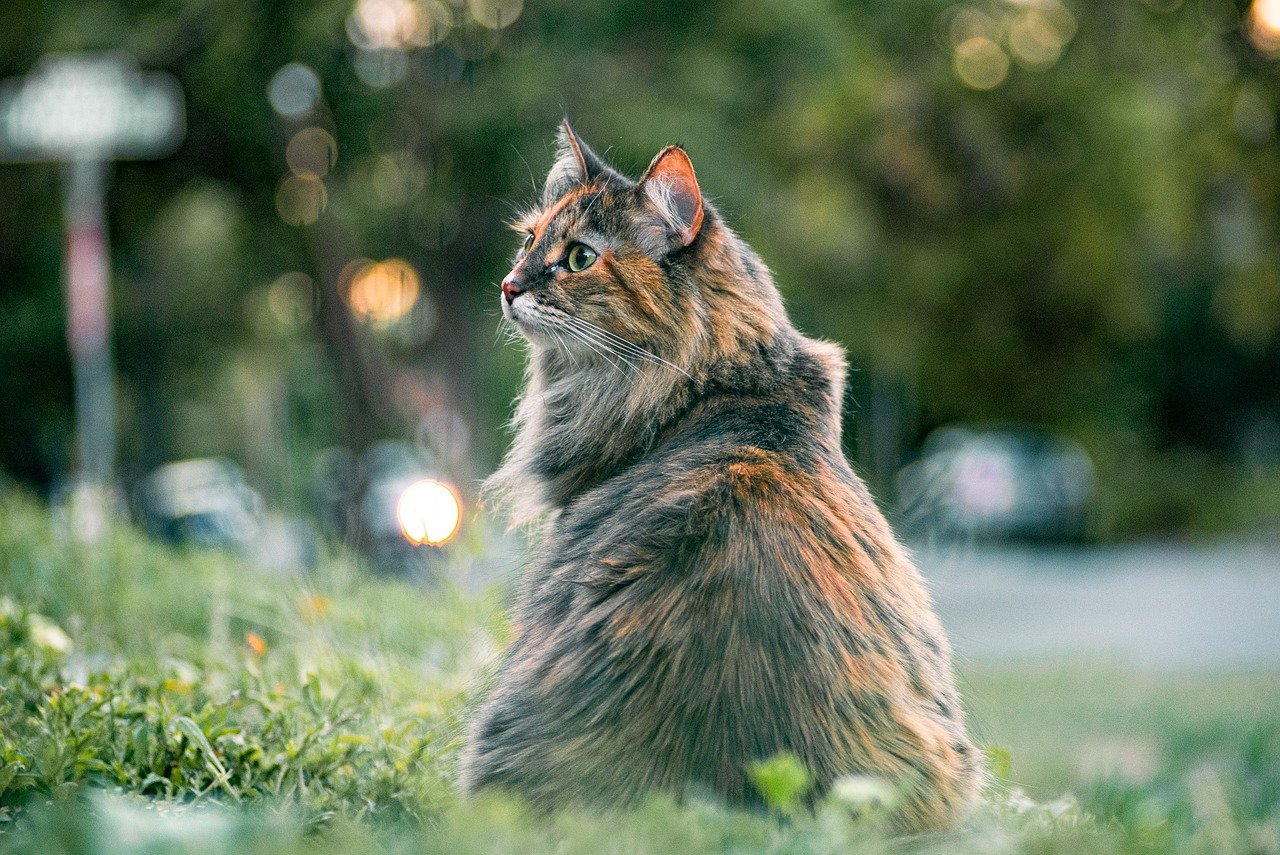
[344,258,420,325]
[396,479,462,546]
[1249,0,1280,53]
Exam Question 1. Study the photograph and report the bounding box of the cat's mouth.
[503,295,598,359]
[502,292,555,343]
[501,290,530,325]
[502,296,692,379]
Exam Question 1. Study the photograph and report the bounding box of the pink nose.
[501,274,525,304]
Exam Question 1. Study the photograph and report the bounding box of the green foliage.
[1,493,1278,852]
[0,635,458,829]
[0,491,492,832]
[985,745,1014,782]
[748,752,813,815]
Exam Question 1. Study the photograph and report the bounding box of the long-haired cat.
[461,122,984,832]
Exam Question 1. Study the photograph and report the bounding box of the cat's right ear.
[543,120,609,205]
[637,145,703,250]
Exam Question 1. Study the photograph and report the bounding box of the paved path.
[916,540,1280,671]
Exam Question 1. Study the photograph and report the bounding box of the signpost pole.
[62,157,115,493]
[1,54,183,536]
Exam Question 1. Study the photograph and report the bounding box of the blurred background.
[0,0,1279,829]
[4,0,1280,555]
[3,0,1280,653]
[2,0,1280,614]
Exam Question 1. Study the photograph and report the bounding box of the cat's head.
[499,122,783,370]
[487,124,847,523]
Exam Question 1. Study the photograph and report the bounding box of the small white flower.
[1003,787,1040,814]
[829,774,897,812]
[28,614,73,653]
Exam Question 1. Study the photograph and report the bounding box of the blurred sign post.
[0,54,183,532]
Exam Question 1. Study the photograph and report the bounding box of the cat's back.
[479,372,981,828]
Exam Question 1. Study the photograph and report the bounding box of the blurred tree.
[0,0,1277,536]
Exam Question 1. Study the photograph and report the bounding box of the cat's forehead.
[513,183,629,237]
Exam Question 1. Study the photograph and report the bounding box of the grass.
[0,490,1277,853]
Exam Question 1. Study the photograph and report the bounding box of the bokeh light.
[370,151,427,206]
[954,36,1010,90]
[349,0,421,50]
[948,7,1000,47]
[275,173,328,225]
[412,0,453,46]
[266,272,315,327]
[353,49,409,88]
[396,478,461,546]
[468,0,523,30]
[343,258,420,325]
[267,63,321,118]
[286,127,337,178]
[945,3,1074,83]
[1009,8,1069,69]
[1249,0,1280,53]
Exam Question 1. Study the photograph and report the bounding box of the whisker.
[510,143,538,197]
[521,301,689,380]
[558,316,654,367]
[568,316,693,379]
[550,328,577,366]
[570,327,649,380]
[572,318,676,363]
[571,328,640,377]
[559,323,638,377]
[557,324,618,371]
[557,318,637,361]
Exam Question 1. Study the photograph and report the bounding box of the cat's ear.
[543,120,609,204]
[638,146,703,249]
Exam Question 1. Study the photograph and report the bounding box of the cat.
[460,122,984,832]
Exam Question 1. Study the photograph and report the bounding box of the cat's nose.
[501,273,526,304]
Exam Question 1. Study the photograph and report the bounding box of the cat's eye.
[566,243,597,272]
[519,233,534,257]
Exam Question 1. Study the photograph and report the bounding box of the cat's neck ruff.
[484,221,829,526]
[485,342,695,526]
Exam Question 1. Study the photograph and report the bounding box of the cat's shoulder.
[559,432,831,552]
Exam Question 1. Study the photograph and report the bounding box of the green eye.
[566,243,597,272]
[520,233,534,256]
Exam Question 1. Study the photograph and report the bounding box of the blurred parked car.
[136,458,263,547]
[136,458,315,570]
[896,426,1095,542]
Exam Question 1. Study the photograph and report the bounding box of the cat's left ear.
[543,120,610,204]
[638,145,703,249]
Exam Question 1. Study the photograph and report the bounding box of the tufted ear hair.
[543,120,611,204]
[638,145,703,249]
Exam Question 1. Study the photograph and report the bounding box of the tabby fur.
[461,122,984,832]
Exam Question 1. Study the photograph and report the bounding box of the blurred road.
[917,540,1280,671]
